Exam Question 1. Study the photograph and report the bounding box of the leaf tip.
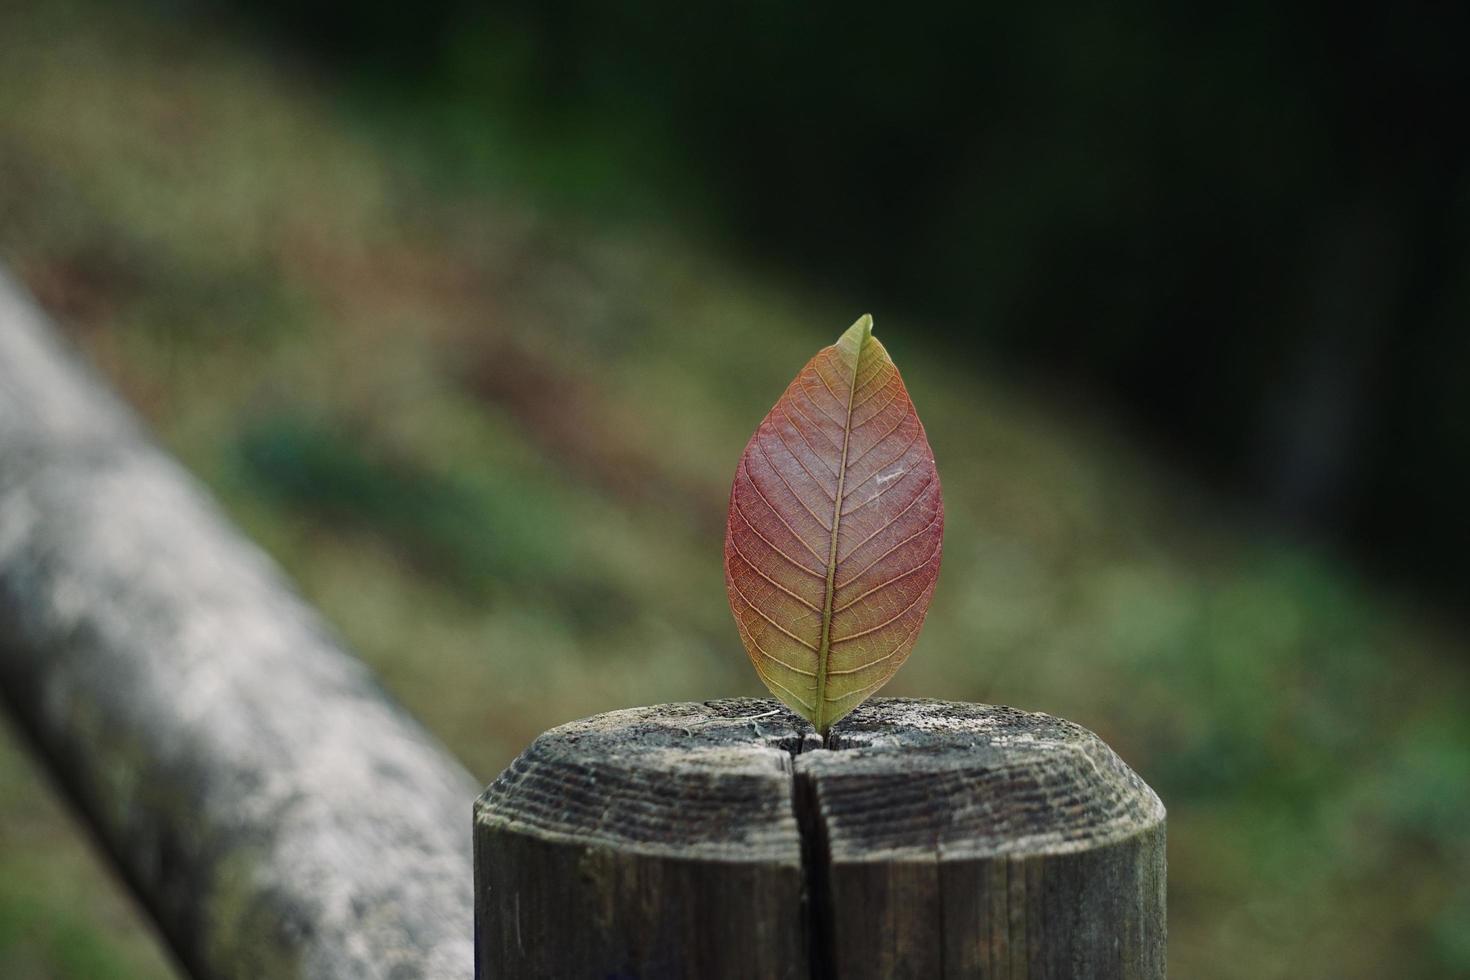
[837,314,874,359]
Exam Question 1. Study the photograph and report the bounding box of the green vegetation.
[1,2,1467,978]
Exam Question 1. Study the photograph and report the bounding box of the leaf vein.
[732,505,825,579]
[844,419,920,484]
[849,368,894,409]
[812,361,846,405]
[729,539,823,612]
[736,616,819,678]
[829,583,932,647]
[832,537,942,614]
[785,398,842,452]
[797,381,846,427]
[730,578,820,652]
[835,508,944,590]
[740,458,827,559]
[841,467,919,518]
[824,614,926,679]
[851,387,902,425]
[837,476,937,563]
[748,656,817,709]
[755,438,834,529]
[770,413,839,495]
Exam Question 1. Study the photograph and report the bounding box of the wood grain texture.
[812,700,1167,979]
[477,697,1165,979]
[0,268,477,979]
[475,700,819,980]
[725,317,943,732]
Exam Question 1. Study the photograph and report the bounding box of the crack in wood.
[474,698,1166,978]
[793,758,837,980]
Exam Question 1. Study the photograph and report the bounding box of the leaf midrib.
[814,331,866,733]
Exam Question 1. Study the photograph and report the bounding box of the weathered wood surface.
[476,698,1165,980]
[0,268,478,978]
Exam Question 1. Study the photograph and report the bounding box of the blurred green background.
[1,2,1468,977]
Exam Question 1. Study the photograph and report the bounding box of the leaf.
[724,315,943,732]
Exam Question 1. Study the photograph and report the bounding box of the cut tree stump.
[474,697,1165,979]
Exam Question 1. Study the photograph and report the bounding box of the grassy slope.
[1,3,1468,977]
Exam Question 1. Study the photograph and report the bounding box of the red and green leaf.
[724,315,943,732]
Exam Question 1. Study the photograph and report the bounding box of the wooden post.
[475,697,1165,979]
